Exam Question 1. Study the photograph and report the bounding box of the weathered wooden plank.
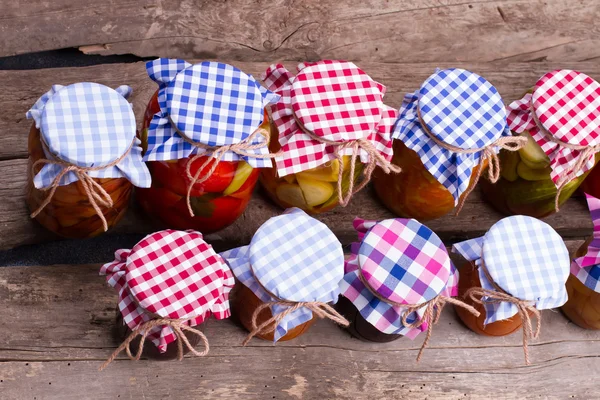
[0,263,598,399]
[1,0,599,65]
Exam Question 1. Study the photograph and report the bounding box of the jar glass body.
[457,260,524,336]
[334,295,402,342]
[230,283,315,341]
[137,91,261,232]
[26,124,132,238]
[260,119,362,214]
[562,238,600,330]
[372,140,479,221]
[115,307,203,360]
[580,163,600,200]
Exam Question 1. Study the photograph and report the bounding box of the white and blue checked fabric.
[452,216,570,324]
[220,208,344,342]
[26,82,151,189]
[393,68,510,203]
[144,59,280,167]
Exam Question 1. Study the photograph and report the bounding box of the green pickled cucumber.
[517,161,552,181]
[499,150,519,182]
[518,131,550,169]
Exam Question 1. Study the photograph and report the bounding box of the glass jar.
[456,260,524,336]
[260,120,362,214]
[334,295,402,343]
[373,140,483,220]
[580,165,600,200]
[231,284,316,341]
[480,134,599,218]
[137,91,262,232]
[27,125,132,239]
[562,238,600,330]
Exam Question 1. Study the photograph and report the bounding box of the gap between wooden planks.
[0,261,598,400]
[1,0,599,64]
[0,61,598,253]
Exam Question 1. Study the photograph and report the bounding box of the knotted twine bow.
[416,105,527,214]
[174,122,277,217]
[356,266,480,361]
[293,115,402,207]
[464,259,541,365]
[529,102,600,212]
[31,138,135,232]
[242,264,350,345]
[99,317,210,371]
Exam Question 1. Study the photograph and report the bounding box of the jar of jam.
[220,208,348,344]
[99,229,234,369]
[137,59,279,232]
[25,83,151,238]
[260,60,400,214]
[563,194,600,329]
[373,68,525,220]
[337,217,478,360]
[452,216,570,364]
[481,70,600,218]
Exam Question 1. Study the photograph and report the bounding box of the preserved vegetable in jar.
[373,68,525,220]
[482,70,600,218]
[260,60,400,214]
[137,59,279,232]
[99,230,234,369]
[220,208,348,344]
[25,83,150,238]
[563,194,600,329]
[337,218,479,360]
[452,216,570,364]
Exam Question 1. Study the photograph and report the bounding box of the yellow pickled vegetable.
[223,161,253,195]
[500,150,519,182]
[296,175,335,206]
[518,131,550,169]
[517,161,552,181]
[275,183,308,208]
[296,160,340,182]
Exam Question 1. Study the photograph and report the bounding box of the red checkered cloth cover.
[100,230,234,352]
[507,70,600,184]
[262,60,397,176]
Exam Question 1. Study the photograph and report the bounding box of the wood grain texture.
[1,60,599,251]
[1,0,599,64]
[0,263,598,400]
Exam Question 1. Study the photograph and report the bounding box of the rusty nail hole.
[67,363,71,366]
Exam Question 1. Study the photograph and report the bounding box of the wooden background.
[1,1,600,399]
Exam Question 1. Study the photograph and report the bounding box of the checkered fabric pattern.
[220,208,344,341]
[261,60,396,176]
[99,229,234,352]
[26,83,151,189]
[340,218,458,338]
[507,70,600,184]
[393,69,510,203]
[144,59,280,168]
[452,216,570,325]
[572,194,600,292]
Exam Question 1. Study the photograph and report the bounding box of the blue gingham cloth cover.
[340,218,459,339]
[219,208,344,342]
[393,68,510,204]
[144,59,280,167]
[26,82,151,188]
[572,194,600,292]
[452,216,570,324]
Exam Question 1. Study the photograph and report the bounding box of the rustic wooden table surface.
[1,1,600,399]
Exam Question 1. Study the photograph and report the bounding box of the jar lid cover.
[100,229,234,352]
[572,194,600,292]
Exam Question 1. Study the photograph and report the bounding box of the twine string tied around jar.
[31,139,136,232]
[464,259,541,365]
[99,317,209,371]
[173,122,277,217]
[293,114,402,207]
[356,268,480,362]
[416,104,527,215]
[529,101,600,212]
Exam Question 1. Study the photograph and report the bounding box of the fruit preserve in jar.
[99,230,234,369]
[25,83,150,238]
[260,60,400,214]
[482,70,600,218]
[373,68,525,220]
[220,208,348,344]
[138,59,279,232]
[338,218,478,360]
[563,194,600,330]
[452,216,570,364]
